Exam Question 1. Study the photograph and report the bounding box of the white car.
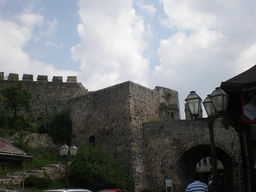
[44,189,92,192]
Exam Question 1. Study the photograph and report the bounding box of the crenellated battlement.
[0,72,78,83]
[0,72,88,124]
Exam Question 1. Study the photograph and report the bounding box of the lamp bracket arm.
[193,115,220,124]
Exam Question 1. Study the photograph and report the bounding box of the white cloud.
[160,0,256,71]
[136,1,156,17]
[69,0,256,117]
[0,4,78,81]
[72,0,149,90]
[45,40,61,49]
[156,30,224,72]
[161,0,217,30]
[236,44,256,72]
[46,18,57,36]
[18,12,43,27]
[1,0,256,119]
[150,0,256,118]
[76,23,84,36]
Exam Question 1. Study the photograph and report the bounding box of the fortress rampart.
[68,81,180,191]
[0,72,78,83]
[0,72,180,124]
[0,72,240,192]
[0,72,88,122]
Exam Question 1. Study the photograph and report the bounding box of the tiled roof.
[221,65,256,91]
[224,65,256,85]
[0,138,32,162]
[0,138,26,154]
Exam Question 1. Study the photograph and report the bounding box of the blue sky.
[1,0,256,119]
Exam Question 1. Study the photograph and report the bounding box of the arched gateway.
[142,120,240,192]
[176,144,235,191]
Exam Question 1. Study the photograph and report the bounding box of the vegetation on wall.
[0,82,37,132]
[0,82,31,123]
[159,102,167,110]
[38,110,73,145]
[0,83,73,145]
[165,91,172,100]
[12,132,31,152]
[147,117,161,122]
[69,143,132,191]
[0,83,130,191]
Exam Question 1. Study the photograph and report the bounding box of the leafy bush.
[69,144,132,190]
[0,83,38,131]
[12,132,31,153]
[49,110,72,144]
[38,110,72,145]
[1,147,62,168]
[0,113,8,129]
[165,91,172,100]
[24,176,52,188]
[0,82,31,123]
[13,114,38,132]
[140,189,156,192]
[25,147,63,170]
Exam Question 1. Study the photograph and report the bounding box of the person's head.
[194,172,202,181]
[210,175,216,183]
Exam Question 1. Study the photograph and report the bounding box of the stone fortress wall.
[68,81,181,191]
[0,72,240,192]
[142,120,240,191]
[0,72,88,122]
[0,72,182,191]
[66,79,240,192]
[0,72,179,123]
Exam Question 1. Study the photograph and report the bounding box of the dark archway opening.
[175,144,234,192]
[196,156,224,185]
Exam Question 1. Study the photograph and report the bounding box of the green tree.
[69,144,132,190]
[0,82,31,122]
[48,110,72,145]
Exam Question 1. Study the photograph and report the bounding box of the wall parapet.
[0,72,78,83]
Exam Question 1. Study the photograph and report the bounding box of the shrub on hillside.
[0,83,36,131]
[140,189,156,192]
[0,82,31,124]
[69,144,132,190]
[24,175,52,188]
[38,110,72,145]
[12,132,30,153]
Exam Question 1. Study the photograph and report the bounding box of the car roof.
[44,189,92,192]
[98,189,122,192]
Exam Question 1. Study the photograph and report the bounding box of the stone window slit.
[89,135,95,146]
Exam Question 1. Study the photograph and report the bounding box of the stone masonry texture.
[0,72,240,192]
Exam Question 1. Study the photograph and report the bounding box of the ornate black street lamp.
[185,87,229,192]
[59,144,78,190]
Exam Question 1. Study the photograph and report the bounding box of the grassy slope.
[0,147,66,191]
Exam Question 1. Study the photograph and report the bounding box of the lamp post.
[59,144,78,190]
[185,87,229,192]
